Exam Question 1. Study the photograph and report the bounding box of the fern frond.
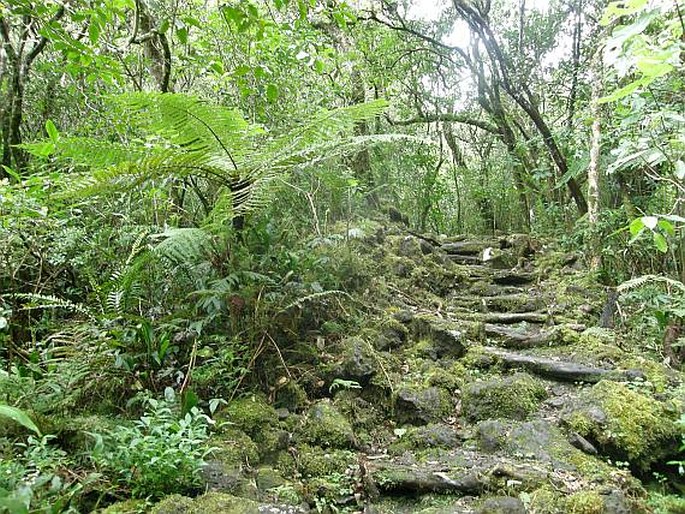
[3,293,95,320]
[277,290,352,314]
[617,274,685,293]
[151,228,215,265]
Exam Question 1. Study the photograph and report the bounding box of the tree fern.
[29,93,392,220]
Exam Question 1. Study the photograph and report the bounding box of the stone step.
[365,453,547,498]
[478,346,641,383]
[461,312,548,324]
[441,240,502,256]
[451,293,543,313]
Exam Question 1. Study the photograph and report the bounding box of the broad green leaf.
[653,232,668,253]
[629,217,645,236]
[176,27,188,45]
[266,84,279,102]
[658,219,675,237]
[45,119,59,143]
[0,405,41,435]
[599,77,650,103]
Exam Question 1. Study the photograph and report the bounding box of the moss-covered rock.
[566,490,605,514]
[565,380,680,469]
[389,423,460,454]
[255,466,287,491]
[219,395,279,437]
[394,385,453,425]
[274,380,308,411]
[100,499,147,513]
[297,444,357,477]
[299,400,355,448]
[208,428,259,467]
[476,496,526,514]
[410,315,466,359]
[149,494,195,514]
[462,373,547,421]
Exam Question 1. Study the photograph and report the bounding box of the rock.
[208,429,260,468]
[389,423,460,454]
[393,310,414,323]
[462,373,547,422]
[220,395,279,437]
[100,500,147,513]
[492,271,534,286]
[568,432,598,455]
[274,381,308,411]
[256,467,286,491]
[476,496,526,514]
[395,386,453,425]
[411,316,466,358]
[563,380,681,470]
[336,337,377,383]
[398,236,422,257]
[375,317,410,350]
[475,419,508,452]
[300,400,355,448]
[150,492,308,514]
[201,460,256,497]
[297,444,357,477]
[479,347,615,383]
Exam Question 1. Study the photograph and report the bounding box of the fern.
[36,93,391,220]
[617,275,685,293]
[151,228,215,265]
[3,293,95,321]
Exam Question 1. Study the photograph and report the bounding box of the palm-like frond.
[617,274,685,293]
[46,93,391,219]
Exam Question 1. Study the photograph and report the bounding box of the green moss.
[527,485,565,514]
[566,490,604,514]
[192,492,260,513]
[462,373,547,421]
[297,444,357,477]
[619,356,670,393]
[100,499,147,513]
[388,423,458,454]
[394,385,454,425]
[274,380,308,411]
[646,492,685,514]
[219,394,279,437]
[208,428,259,467]
[149,494,194,514]
[425,362,467,391]
[300,400,355,448]
[570,380,680,468]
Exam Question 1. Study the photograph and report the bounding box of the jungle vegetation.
[0,0,684,512]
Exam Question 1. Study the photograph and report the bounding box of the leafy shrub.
[0,435,92,513]
[91,390,213,500]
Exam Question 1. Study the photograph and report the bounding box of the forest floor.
[106,221,684,514]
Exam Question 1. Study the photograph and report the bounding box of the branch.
[25,4,67,68]
[359,11,468,63]
[388,112,500,135]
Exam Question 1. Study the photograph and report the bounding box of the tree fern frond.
[617,274,685,293]
[115,93,261,164]
[151,228,215,265]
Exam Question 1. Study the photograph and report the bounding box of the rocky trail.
[147,228,684,514]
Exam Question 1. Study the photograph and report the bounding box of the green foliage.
[0,406,40,436]
[90,390,213,500]
[0,435,94,514]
